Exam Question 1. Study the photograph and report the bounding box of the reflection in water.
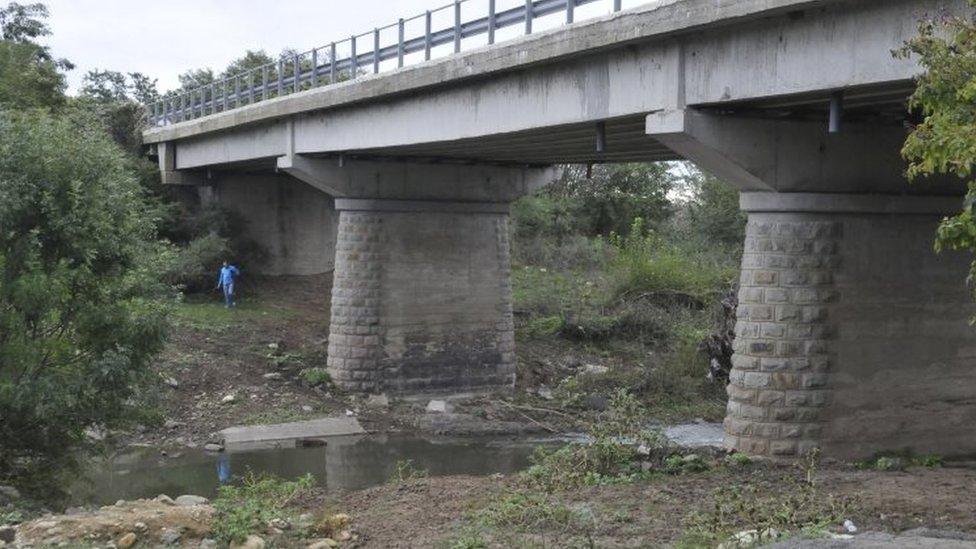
[71,434,552,506]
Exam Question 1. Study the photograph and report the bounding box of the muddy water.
[70,434,563,506]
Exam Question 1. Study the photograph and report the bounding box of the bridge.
[144,0,976,460]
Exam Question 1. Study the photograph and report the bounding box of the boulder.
[230,534,266,549]
[425,400,454,413]
[175,495,209,506]
[0,526,15,543]
[307,539,338,549]
[117,532,137,549]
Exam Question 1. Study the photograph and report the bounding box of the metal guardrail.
[147,0,628,126]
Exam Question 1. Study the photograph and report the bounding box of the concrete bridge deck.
[147,0,976,460]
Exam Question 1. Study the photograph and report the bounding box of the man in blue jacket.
[216,261,240,308]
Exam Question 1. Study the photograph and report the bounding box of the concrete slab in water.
[664,423,725,449]
[219,417,365,450]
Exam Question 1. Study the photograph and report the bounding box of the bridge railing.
[147,0,639,127]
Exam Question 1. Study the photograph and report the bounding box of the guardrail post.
[525,0,532,34]
[210,82,217,114]
[566,0,574,23]
[424,11,432,60]
[488,0,496,44]
[613,0,621,11]
[351,35,358,77]
[293,53,301,93]
[373,28,381,73]
[453,0,461,53]
[330,42,337,83]
[262,66,269,100]
[312,49,319,87]
[248,71,255,103]
[398,19,405,67]
[277,58,285,96]
[234,77,241,107]
[223,79,229,110]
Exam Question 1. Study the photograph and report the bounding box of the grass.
[211,472,315,544]
[171,296,299,332]
[677,451,858,548]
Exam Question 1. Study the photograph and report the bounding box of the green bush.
[0,109,169,498]
[212,473,314,544]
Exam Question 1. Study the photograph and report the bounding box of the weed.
[522,315,565,338]
[211,472,314,544]
[389,459,429,484]
[680,451,857,547]
[521,389,665,492]
[725,452,752,467]
[856,452,944,471]
[300,368,332,387]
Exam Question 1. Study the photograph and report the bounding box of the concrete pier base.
[725,193,976,459]
[327,199,516,394]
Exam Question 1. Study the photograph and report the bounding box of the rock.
[583,363,609,375]
[262,373,282,381]
[134,522,148,532]
[366,393,390,408]
[537,386,554,400]
[154,494,176,505]
[682,453,701,463]
[221,394,236,404]
[175,494,209,506]
[302,405,314,413]
[160,528,182,545]
[0,485,20,503]
[165,377,179,388]
[344,409,355,416]
[230,534,266,549]
[268,517,290,530]
[267,342,280,351]
[117,532,137,549]
[164,419,182,430]
[307,539,339,549]
[583,394,609,411]
[338,530,353,541]
[637,444,651,456]
[203,443,224,453]
[64,506,85,515]
[0,527,14,543]
[425,400,454,413]
[844,519,858,534]
[199,539,218,548]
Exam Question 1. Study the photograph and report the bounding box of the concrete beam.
[157,142,206,186]
[277,154,558,202]
[647,108,937,194]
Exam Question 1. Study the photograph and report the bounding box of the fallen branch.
[492,400,558,433]
[493,399,575,419]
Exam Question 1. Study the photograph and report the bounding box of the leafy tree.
[0,2,47,42]
[0,109,168,497]
[900,2,976,294]
[0,39,65,108]
[683,167,746,247]
[221,49,274,79]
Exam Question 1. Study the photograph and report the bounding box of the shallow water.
[70,434,561,506]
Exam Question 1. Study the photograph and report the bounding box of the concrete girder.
[646,108,962,195]
[276,153,559,202]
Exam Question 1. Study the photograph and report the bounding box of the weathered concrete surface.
[146,0,969,167]
[218,417,365,450]
[206,173,339,275]
[725,194,976,460]
[328,200,516,394]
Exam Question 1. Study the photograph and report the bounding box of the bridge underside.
[149,0,976,460]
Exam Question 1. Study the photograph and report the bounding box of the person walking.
[216,261,240,308]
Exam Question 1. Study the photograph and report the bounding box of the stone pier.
[725,194,976,458]
[649,110,976,459]
[327,199,516,393]
[276,156,554,394]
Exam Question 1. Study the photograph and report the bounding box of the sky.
[41,0,444,94]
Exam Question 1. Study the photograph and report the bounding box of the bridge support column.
[725,193,976,459]
[327,199,516,394]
